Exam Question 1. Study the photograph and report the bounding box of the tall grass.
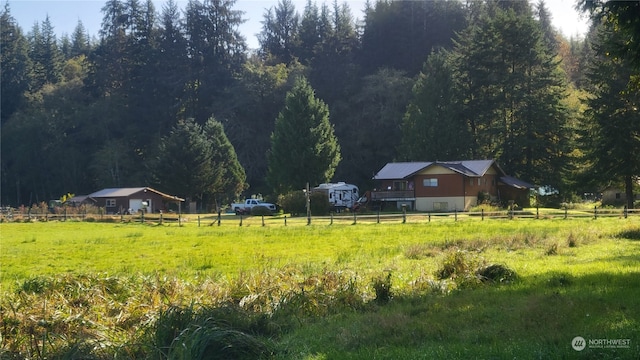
[1,218,639,358]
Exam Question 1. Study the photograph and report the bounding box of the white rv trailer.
[313,182,359,210]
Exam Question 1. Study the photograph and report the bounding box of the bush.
[435,251,478,281]
[278,191,306,216]
[372,272,393,304]
[251,205,272,216]
[476,264,517,284]
[477,191,491,204]
[309,191,331,216]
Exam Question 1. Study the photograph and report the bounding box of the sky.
[8,0,590,49]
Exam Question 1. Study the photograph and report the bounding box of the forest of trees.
[1,0,639,210]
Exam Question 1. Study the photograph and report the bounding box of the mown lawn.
[1,217,639,359]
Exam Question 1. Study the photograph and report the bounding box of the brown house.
[87,187,184,214]
[371,160,533,211]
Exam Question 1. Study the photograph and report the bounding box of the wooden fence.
[2,206,638,226]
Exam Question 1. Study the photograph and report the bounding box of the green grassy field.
[1,217,639,359]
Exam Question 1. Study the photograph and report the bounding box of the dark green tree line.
[2,0,637,208]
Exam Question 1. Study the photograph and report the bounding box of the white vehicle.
[231,199,277,215]
[312,182,359,210]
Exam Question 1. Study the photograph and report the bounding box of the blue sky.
[9,0,588,50]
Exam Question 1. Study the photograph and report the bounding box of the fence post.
[377,209,380,224]
[141,211,145,224]
[455,208,458,222]
[239,214,243,227]
[160,213,163,225]
[284,216,287,226]
[536,205,539,220]
[594,206,598,220]
[218,210,221,226]
[624,206,628,219]
[564,206,568,219]
[402,204,407,223]
[198,215,200,227]
[330,212,333,225]
[262,215,265,227]
[481,208,484,221]
[353,211,357,225]
[428,212,431,222]
[64,207,67,221]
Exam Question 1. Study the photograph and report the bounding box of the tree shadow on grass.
[616,228,640,241]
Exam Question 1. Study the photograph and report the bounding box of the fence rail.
[2,207,638,226]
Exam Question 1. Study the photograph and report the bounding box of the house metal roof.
[499,175,535,190]
[373,160,498,180]
[373,162,433,180]
[88,187,184,201]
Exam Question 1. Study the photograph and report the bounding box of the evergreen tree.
[339,68,412,188]
[400,50,470,161]
[452,1,571,189]
[359,0,466,76]
[70,20,92,57]
[535,0,559,52]
[308,1,357,107]
[1,73,96,205]
[90,0,129,94]
[156,0,188,133]
[154,117,246,209]
[154,119,216,206]
[297,0,320,65]
[580,24,640,208]
[0,3,32,123]
[578,0,640,68]
[267,76,340,194]
[258,0,299,64]
[226,60,303,193]
[183,0,247,123]
[203,117,247,206]
[29,16,64,89]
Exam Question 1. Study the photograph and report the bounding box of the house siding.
[95,190,166,214]
[416,196,466,212]
[372,161,531,211]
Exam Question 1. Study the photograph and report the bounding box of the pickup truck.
[231,199,277,215]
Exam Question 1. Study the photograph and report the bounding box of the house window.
[423,178,438,187]
[393,181,408,191]
[106,199,116,207]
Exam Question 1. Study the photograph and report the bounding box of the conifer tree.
[267,76,340,194]
[203,117,247,205]
[580,24,640,208]
[0,4,31,123]
[451,1,571,188]
[401,50,470,161]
